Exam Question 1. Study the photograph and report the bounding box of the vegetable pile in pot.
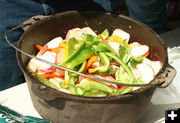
[27,27,161,97]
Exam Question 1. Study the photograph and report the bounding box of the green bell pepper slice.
[101,29,109,40]
[95,52,110,73]
[69,48,94,70]
[97,41,116,55]
[68,38,74,57]
[32,72,59,90]
[83,89,108,96]
[60,41,85,66]
[77,81,113,94]
[105,52,134,84]
[70,61,87,77]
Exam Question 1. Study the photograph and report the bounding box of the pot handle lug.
[31,81,63,101]
[156,64,176,88]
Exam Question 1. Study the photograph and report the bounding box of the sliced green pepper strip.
[82,33,97,47]
[95,52,110,73]
[131,55,143,63]
[101,29,109,40]
[97,42,116,55]
[105,52,134,84]
[129,58,137,68]
[70,61,87,77]
[68,76,78,86]
[134,78,146,84]
[114,88,124,95]
[123,40,143,63]
[83,89,99,96]
[119,87,132,95]
[77,81,113,94]
[119,45,128,61]
[69,86,76,95]
[68,38,74,56]
[60,41,85,66]
[83,89,107,97]
[69,48,94,70]
[32,72,59,90]
[75,87,85,95]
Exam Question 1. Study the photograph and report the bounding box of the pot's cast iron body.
[16,11,176,123]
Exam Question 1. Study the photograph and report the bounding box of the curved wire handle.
[5,24,159,87]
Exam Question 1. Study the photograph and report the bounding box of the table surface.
[1,28,180,123]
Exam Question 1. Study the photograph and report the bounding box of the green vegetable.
[32,72,59,90]
[97,42,116,55]
[70,86,76,95]
[83,89,107,96]
[68,38,74,56]
[105,52,134,84]
[131,55,143,63]
[119,45,127,61]
[95,68,114,75]
[68,76,78,86]
[95,52,110,73]
[77,81,113,94]
[60,41,85,66]
[119,87,132,94]
[69,48,94,70]
[101,29,109,40]
[129,58,137,68]
[123,39,143,63]
[82,33,97,46]
[75,87,85,95]
[114,88,124,95]
[70,61,87,77]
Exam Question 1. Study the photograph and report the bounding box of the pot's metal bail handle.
[156,64,176,88]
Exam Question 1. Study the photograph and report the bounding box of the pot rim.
[16,11,171,101]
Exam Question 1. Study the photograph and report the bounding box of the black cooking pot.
[16,11,176,123]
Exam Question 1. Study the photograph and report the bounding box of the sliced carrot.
[98,34,106,42]
[48,48,60,53]
[83,56,98,73]
[40,73,64,80]
[143,50,149,57]
[34,44,43,51]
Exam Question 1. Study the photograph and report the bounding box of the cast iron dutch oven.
[16,11,176,123]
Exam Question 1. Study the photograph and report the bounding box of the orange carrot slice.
[83,56,98,73]
[48,48,60,53]
[98,34,106,42]
[40,73,64,80]
[34,44,43,50]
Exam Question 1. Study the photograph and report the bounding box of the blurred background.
[117,0,180,31]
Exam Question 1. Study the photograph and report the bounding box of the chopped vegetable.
[77,81,113,94]
[34,44,43,51]
[32,72,59,90]
[83,56,98,73]
[27,27,162,97]
[40,73,64,80]
[60,42,85,66]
